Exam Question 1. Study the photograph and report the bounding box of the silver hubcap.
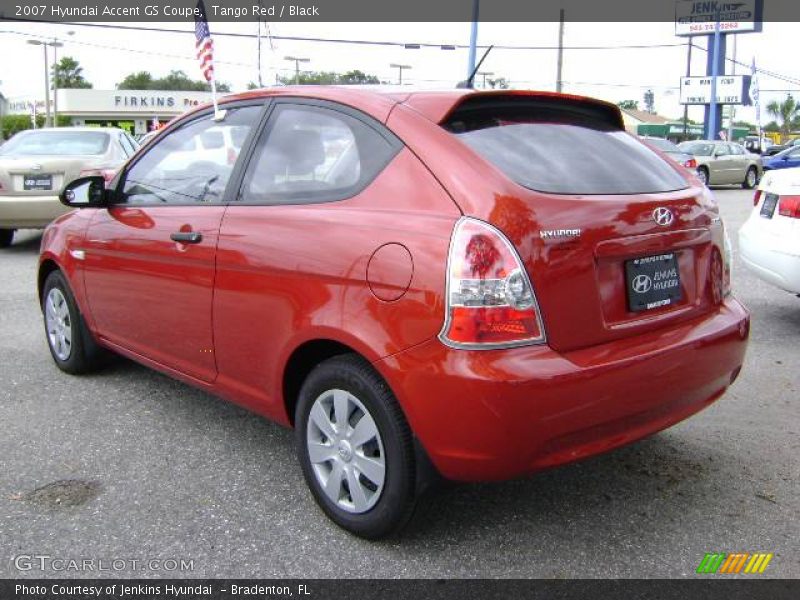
[45,288,72,361]
[747,169,756,186]
[306,389,386,514]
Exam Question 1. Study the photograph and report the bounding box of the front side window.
[239,104,400,204]
[120,105,260,205]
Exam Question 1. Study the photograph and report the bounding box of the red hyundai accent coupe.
[40,88,749,538]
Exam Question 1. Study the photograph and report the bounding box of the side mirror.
[60,176,109,208]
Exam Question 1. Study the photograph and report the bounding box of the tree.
[116,70,231,93]
[117,71,154,90]
[52,56,92,89]
[617,100,639,110]
[765,94,800,141]
[277,70,381,86]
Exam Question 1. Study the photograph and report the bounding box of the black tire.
[295,354,417,539]
[742,166,758,189]
[697,167,709,187]
[42,270,107,374]
[0,228,14,248]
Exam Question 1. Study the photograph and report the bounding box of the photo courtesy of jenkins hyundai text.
[38,88,749,539]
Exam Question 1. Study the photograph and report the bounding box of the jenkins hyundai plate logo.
[653,207,675,226]
[631,274,653,294]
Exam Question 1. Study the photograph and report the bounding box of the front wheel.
[0,229,14,248]
[295,355,417,539]
[42,270,107,374]
[743,166,758,189]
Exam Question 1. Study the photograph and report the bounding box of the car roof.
[187,86,624,127]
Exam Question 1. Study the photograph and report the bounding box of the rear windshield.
[0,131,110,156]
[678,142,714,156]
[645,137,680,153]
[445,101,688,195]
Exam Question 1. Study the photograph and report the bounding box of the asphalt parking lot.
[1,187,798,579]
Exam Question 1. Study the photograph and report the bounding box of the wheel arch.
[282,338,364,427]
[37,257,62,307]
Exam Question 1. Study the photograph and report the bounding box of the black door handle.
[170,231,203,244]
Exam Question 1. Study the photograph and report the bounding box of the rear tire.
[697,167,709,187]
[42,270,107,374]
[743,166,758,189]
[295,354,417,539]
[0,229,14,248]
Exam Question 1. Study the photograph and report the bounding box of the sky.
[1,20,798,125]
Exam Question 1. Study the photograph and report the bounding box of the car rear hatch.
[0,156,98,197]
[436,93,726,353]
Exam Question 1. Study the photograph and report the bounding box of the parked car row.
[677,140,762,188]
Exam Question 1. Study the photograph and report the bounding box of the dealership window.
[238,104,400,204]
[120,106,260,205]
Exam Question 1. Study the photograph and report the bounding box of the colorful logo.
[696,552,774,574]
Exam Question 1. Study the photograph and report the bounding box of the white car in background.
[739,168,800,294]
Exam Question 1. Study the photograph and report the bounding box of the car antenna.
[457,45,494,89]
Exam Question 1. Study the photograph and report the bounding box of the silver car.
[0,127,139,247]
[677,140,762,188]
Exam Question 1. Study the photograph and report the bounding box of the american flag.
[195,0,214,83]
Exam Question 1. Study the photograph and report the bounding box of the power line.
[6,18,688,51]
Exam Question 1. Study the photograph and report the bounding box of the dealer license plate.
[625,252,682,312]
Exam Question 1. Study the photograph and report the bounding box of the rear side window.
[239,103,401,204]
[444,98,688,195]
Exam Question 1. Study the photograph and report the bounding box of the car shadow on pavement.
[4,230,43,254]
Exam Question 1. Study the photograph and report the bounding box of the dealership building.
[6,88,214,135]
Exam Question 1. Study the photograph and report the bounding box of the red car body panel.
[39,88,750,482]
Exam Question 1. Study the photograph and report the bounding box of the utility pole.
[727,34,737,142]
[390,64,412,85]
[50,39,64,127]
[466,0,479,81]
[284,56,309,85]
[556,9,565,93]
[683,38,692,141]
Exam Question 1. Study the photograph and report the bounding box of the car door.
[783,147,800,169]
[212,100,408,416]
[708,143,730,183]
[728,143,748,181]
[82,104,263,382]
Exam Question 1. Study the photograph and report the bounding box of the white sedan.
[739,168,800,294]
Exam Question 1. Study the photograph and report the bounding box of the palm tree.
[766,95,800,141]
[52,56,92,89]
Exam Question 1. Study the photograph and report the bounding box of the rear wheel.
[295,354,417,539]
[697,167,709,186]
[0,229,14,248]
[743,166,758,189]
[42,270,106,374]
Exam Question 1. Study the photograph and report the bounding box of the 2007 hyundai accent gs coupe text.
[39,88,750,538]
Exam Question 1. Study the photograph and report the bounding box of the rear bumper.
[376,298,750,482]
[739,222,800,294]
[0,194,69,229]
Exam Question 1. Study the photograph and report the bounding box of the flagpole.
[210,76,219,119]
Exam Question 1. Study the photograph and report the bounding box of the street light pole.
[284,56,310,85]
[50,40,64,127]
[27,40,51,127]
[389,64,412,85]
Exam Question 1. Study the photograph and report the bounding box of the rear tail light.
[684,158,697,169]
[753,189,762,206]
[778,195,800,218]
[440,217,546,349]
[79,168,117,184]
